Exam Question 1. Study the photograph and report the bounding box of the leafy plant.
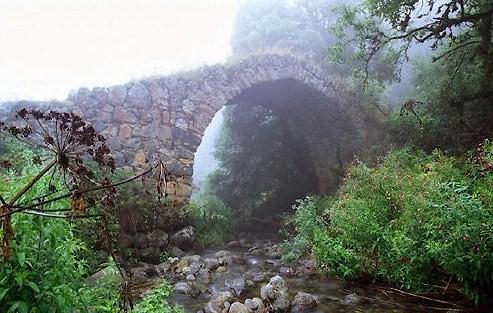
[188,193,232,247]
[285,143,493,303]
[0,146,90,312]
[133,282,183,313]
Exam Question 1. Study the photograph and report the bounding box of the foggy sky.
[0,0,239,101]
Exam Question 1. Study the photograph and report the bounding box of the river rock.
[170,246,186,257]
[260,284,274,300]
[229,302,252,313]
[280,267,295,276]
[260,275,290,311]
[86,265,122,286]
[139,247,160,263]
[216,266,226,273]
[174,256,190,273]
[269,275,288,292]
[244,298,264,311]
[186,274,196,281]
[226,240,241,248]
[342,293,362,305]
[130,265,158,280]
[215,250,233,265]
[225,276,246,296]
[210,290,235,305]
[205,301,221,313]
[174,281,202,298]
[146,229,168,248]
[244,270,266,282]
[171,226,195,251]
[188,255,205,274]
[204,257,220,271]
[291,292,318,312]
[296,258,317,277]
[272,293,290,312]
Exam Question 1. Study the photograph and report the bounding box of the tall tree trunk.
[479,11,493,89]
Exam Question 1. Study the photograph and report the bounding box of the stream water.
[163,236,453,313]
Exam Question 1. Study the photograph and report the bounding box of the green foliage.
[329,0,493,89]
[189,193,232,247]
[203,104,318,231]
[231,0,342,63]
[78,261,121,313]
[133,282,183,313]
[281,196,327,263]
[0,145,90,312]
[387,54,493,153]
[286,143,493,302]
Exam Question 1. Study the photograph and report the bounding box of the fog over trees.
[1,0,493,312]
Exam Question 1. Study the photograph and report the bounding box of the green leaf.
[27,281,40,293]
[0,288,10,301]
[17,252,25,267]
[7,301,29,313]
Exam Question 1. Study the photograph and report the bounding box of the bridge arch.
[1,54,380,203]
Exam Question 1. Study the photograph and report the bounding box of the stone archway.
[0,54,381,203]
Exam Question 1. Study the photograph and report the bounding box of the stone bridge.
[0,54,383,203]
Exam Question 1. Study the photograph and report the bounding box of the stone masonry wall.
[0,54,364,203]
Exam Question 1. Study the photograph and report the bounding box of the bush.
[281,196,327,263]
[0,146,90,312]
[133,281,183,313]
[188,193,232,248]
[286,143,493,303]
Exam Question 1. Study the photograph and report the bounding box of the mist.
[0,0,238,101]
[1,0,491,311]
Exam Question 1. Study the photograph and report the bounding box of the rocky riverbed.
[122,234,455,313]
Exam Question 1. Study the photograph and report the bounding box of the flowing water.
[164,237,454,313]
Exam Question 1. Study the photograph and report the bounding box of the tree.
[231,0,343,63]
[330,0,493,94]
[203,104,318,230]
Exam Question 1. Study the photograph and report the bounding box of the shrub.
[133,281,183,313]
[286,143,493,303]
[0,146,90,312]
[188,193,232,247]
[281,196,328,263]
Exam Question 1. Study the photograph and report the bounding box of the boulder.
[146,229,168,248]
[174,256,190,273]
[155,261,171,276]
[272,292,290,312]
[139,247,160,263]
[173,281,202,298]
[260,275,290,311]
[204,301,221,313]
[170,246,186,258]
[204,257,220,271]
[291,292,317,312]
[244,298,264,311]
[210,290,235,305]
[269,275,288,292]
[130,265,158,280]
[280,267,295,276]
[225,276,246,296]
[244,270,266,282]
[229,302,252,313]
[86,266,122,286]
[171,226,195,251]
[260,284,274,300]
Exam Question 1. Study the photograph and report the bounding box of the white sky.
[0,0,239,101]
